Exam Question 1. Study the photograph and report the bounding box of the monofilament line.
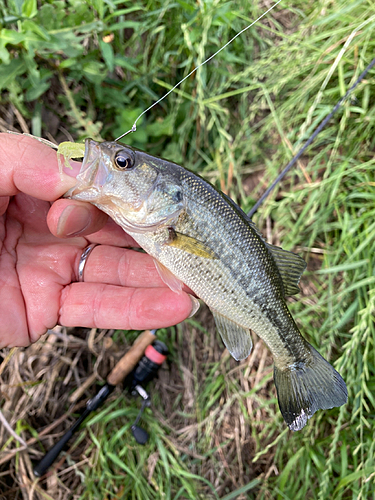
[115,0,283,142]
[248,55,375,218]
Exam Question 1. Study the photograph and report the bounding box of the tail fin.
[274,344,347,431]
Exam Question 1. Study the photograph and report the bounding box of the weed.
[0,0,374,498]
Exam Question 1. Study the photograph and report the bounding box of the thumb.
[47,199,108,238]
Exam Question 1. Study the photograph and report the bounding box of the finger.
[48,200,138,246]
[0,252,29,348]
[0,196,9,216]
[85,218,138,246]
[77,245,166,287]
[0,133,79,200]
[59,283,194,330]
[16,235,79,342]
[47,199,108,238]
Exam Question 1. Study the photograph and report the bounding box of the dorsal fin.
[266,243,306,296]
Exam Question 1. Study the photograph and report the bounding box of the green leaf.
[108,20,140,31]
[0,47,10,64]
[333,467,375,494]
[22,20,50,41]
[106,452,139,480]
[89,0,104,19]
[13,0,24,15]
[21,0,37,18]
[59,58,78,69]
[0,29,25,45]
[316,259,369,274]
[0,58,27,91]
[26,79,51,101]
[82,60,107,84]
[175,0,195,13]
[113,55,139,73]
[277,448,305,498]
[146,115,173,137]
[220,479,261,500]
[99,39,114,72]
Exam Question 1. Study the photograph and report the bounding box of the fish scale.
[66,139,347,431]
[162,168,302,356]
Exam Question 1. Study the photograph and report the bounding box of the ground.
[1,0,375,498]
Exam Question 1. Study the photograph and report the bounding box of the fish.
[65,139,348,431]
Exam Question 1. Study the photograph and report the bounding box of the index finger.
[0,133,79,199]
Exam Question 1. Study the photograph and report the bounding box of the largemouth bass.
[65,139,347,431]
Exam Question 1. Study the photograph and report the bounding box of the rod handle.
[107,329,156,386]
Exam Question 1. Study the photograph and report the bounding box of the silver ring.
[78,244,98,282]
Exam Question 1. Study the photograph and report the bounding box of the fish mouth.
[64,139,111,202]
[64,138,184,235]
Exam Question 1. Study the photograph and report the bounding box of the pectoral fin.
[266,243,307,296]
[153,258,184,293]
[212,310,253,361]
[167,228,216,259]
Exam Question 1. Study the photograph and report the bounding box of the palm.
[0,133,193,348]
[0,192,85,345]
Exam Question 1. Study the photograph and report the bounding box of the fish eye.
[114,151,134,170]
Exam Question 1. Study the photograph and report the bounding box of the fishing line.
[248,55,375,218]
[115,0,283,142]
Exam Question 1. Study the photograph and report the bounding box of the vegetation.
[1,0,374,498]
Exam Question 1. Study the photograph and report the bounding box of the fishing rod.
[248,55,375,217]
[12,1,373,220]
[108,0,375,216]
[33,329,168,477]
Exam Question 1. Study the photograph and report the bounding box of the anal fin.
[212,310,253,361]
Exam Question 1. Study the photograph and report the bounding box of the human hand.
[0,133,196,348]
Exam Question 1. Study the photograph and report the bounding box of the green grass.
[1,0,375,498]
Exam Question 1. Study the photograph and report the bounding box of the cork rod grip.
[107,330,156,386]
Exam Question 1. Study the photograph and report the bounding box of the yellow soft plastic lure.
[7,132,84,173]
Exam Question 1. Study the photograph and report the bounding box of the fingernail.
[57,205,91,237]
[188,295,200,318]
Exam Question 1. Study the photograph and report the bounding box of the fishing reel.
[125,340,168,445]
[33,331,168,477]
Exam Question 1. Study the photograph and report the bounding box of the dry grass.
[0,311,278,499]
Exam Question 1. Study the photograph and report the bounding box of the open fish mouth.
[64,139,113,202]
[64,139,182,234]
